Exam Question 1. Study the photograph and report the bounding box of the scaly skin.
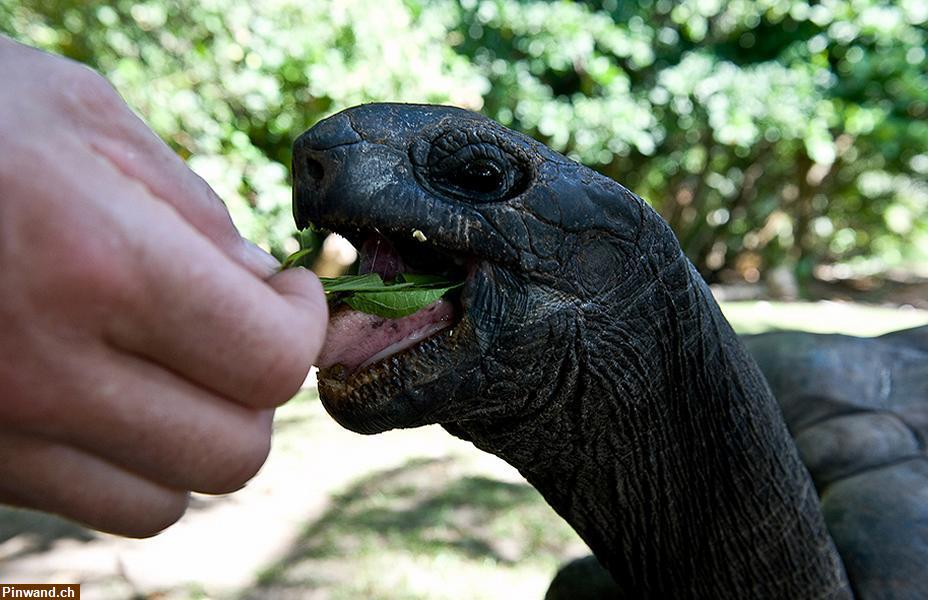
[293,103,926,598]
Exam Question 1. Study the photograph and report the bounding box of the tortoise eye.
[418,133,528,203]
[449,159,505,195]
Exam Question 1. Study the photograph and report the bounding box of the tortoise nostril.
[304,156,325,184]
[293,153,329,229]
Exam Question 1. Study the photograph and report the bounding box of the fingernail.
[241,239,281,276]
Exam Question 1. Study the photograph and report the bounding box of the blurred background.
[1,1,926,598]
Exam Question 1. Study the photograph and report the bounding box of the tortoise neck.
[448,261,851,598]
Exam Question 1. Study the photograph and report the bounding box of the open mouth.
[317,230,470,375]
[311,228,474,427]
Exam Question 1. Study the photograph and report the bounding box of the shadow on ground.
[243,456,584,600]
[0,485,250,568]
[0,508,97,563]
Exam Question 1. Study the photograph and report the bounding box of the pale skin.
[0,36,328,537]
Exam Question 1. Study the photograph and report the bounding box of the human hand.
[0,36,327,536]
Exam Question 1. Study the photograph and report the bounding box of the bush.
[3,0,925,281]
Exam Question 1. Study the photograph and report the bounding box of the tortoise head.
[293,103,684,435]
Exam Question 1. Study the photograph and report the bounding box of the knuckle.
[246,336,312,409]
[123,491,190,538]
[0,380,63,431]
[196,422,271,495]
[58,62,123,118]
[192,173,237,232]
[43,231,138,310]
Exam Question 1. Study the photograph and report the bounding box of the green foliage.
[3,0,925,282]
[0,0,486,258]
[449,0,927,281]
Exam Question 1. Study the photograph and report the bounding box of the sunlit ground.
[721,300,928,335]
[0,302,925,599]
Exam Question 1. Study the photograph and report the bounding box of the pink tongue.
[316,299,456,372]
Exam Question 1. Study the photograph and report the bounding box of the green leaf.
[319,273,413,293]
[396,273,454,286]
[281,227,324,270]
[343,282,463,319]
[281,248,314,269]
[317,272,463,318]
[298,227,321,251]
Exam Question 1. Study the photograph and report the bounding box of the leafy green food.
[323,273,462,319]
[317,273,409,293]
[342,278,462,319]
[283,230,463,319]
[281,228,323,269]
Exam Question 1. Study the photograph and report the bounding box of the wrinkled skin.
[294,104,927,598]
[295,105,663,434]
